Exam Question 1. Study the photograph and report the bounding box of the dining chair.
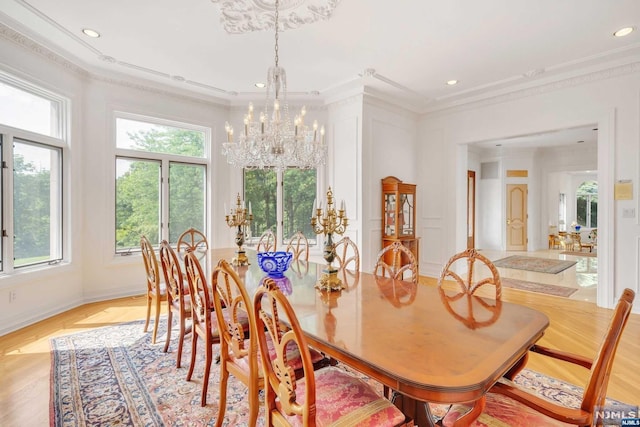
[285,230,309,261]
[437,249,502,332]
[140,235,167,344]
[443,288,636,427]
[210,258,257,426]
[253,278,412,427]
[158,240,191,368]
[177,227,209,253]
[183,251,225,406]
[256,229,277,252]
[212,259,329,425]
[374,241,418,283]
[438,248,501,299]
[333,236,360,271]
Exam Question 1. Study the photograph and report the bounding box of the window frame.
[0,72,68,274]
[113,112,210,254]
[576,180,598,229]
[243,168,320,247]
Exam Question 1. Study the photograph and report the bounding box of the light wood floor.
[1,283,638,426]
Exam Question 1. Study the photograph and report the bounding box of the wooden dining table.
[201,247,550,427]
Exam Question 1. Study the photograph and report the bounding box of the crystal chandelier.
[222,0,326,172]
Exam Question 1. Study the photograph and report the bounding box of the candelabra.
[311,187,348,291]
[225,193,253,266]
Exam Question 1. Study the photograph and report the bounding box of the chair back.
[333,236,360,271]
[438,248,501,299]
[374,241,418,283]
[159,240,187,303]
[177,227,209,252]
[211,258,257,374]
[285,231,309,261]
[256,229,277,252]
[582,288,635,412]
[254,279,318,425]
[140,235,161,295]
[183,251,214,335]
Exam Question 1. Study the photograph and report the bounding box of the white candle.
[249,201,252,215]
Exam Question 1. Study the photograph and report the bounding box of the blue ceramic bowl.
[257,251,293,278]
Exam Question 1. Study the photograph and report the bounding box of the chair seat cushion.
[281,366,406,426]
[170,295,192,314]
[442,391,573,426]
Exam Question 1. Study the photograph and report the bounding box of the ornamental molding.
[0,22,88,77]
[210,0,341,34]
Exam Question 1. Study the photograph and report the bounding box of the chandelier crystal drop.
[221,0,326,172]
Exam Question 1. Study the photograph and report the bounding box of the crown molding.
[0,21,88,77]
[424,60,640,116]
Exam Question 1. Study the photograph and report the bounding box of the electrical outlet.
[9,291,16,303]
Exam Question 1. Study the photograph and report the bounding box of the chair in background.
[140,235,167,344]
[333,236,360,271]
[443,288,635,427]
[253,279,411,427]
[159,240,191,368]
[438,248,501,299]
[177,227,209,253]
[438,249,502,331]
[374,241,418,283]
[256,229,277,252]
[285,231,309,261]
[183,251,223,406]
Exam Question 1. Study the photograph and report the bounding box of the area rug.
[50,318,628,426]
[560,250,597,258]
[501,277,577,297]
[493,255,576,274]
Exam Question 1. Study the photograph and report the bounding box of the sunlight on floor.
[479,249,598,303]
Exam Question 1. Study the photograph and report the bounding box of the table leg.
[391,392,435,427]
[451,396,485,427]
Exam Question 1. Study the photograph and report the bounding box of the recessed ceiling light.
[82,28,101,38]
[577,140,584,143]
[446,80,458,86]
[613,27,634,37]
[255,82,265,88]
[495,143,502,147]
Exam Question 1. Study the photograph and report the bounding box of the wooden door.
[506,184,527,251]
[467,170,476,249]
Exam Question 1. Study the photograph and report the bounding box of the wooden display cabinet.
[381,176,419,270]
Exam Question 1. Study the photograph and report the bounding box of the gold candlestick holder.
[311,187,348,291]
[225,193,253,266]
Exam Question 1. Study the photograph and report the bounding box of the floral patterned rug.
[493,256,576,274]
[501,278,577,297]
[50,318,627,426]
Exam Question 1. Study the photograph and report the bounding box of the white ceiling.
[1,0,639,115]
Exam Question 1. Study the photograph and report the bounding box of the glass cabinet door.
[384,193,396,236]
[399,193,414,235]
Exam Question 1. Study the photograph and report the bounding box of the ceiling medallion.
[211,0,341,34]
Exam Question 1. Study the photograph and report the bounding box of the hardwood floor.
[1,282,638,426]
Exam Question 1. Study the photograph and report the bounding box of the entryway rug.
[493,255,576,274]
[50,318,627,426]
[501,277,577,297]
[560,250,597,258]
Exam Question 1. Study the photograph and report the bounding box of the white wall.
[419,67,640,311]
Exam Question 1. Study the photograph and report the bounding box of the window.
[115,114,208,253]
[576,181,597,228]
[0,73,66,272]
[244,168,318,245]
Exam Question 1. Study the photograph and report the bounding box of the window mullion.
[161,159,170,243]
